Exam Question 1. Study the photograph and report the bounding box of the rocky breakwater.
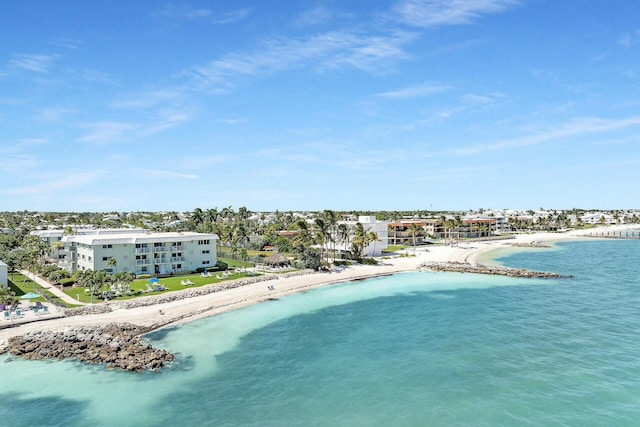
[510,241,551,248]
[419,261,572,279]
[4,323,173,372]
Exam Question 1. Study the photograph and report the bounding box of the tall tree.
[408,223,422,250]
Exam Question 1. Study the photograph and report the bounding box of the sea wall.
[65,270,316,316]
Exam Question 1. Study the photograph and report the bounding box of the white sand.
[1,225,635,345]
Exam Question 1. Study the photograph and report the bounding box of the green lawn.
[62,270,258,304]
[7,273,77,307]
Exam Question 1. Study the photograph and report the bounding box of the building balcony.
[135,248,150,254]
[153,246,169,252]
[154,258,169,264]
[170,257,186,262]
[135,259,150,265]
[170,245,184,251]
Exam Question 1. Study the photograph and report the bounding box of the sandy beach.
[1,225,636,346]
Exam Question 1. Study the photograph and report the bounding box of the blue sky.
[2,0,640,212]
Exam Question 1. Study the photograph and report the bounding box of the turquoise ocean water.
[2,238,640,426]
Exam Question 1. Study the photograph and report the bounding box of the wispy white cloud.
[68,68,119,85]
[78,121,138,144]
[376,83,452,99]
[177,155,230,170]
[294,5,335,27]
[9,53,58,73]
[156,4,250,24]
[217,118,247,125]
[452,116,640,156]
[113,89,185,109]
[0,153,39,173]
[213,8,250,24]
[618,29,640,47]
[34,107,77,123]
[2,172,102,196]
[48,38,83,50]
[157,4,212,20]
[187,30,416,87]
[140,108,195,135]
[393,0,520,27]
[135,168,198,180]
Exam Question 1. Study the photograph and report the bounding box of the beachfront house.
[60,231,218,276]
[335,216,389,257]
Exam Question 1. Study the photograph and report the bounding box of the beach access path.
[18,270,87,306]
[1,225,636,346]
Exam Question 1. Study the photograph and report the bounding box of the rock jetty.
[419,261,571,279]
[510,242,551,248]
[4,323,174,372]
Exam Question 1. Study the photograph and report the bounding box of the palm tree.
[51,241,64,261]
[351,222,366,260]
[191,208,204,227]
[408,223,422,251]
[314,218,330,263]
[106,257,117,273]
[321,210,339,262]
[292,219,314,255]
[337,224,350,259]
[367,231,380,256]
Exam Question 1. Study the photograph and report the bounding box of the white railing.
[135,248,150,254]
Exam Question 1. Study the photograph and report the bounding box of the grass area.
[61,270,257,304]
[218,257,254,268]
[7,273,78,307]
[384,245,409,252]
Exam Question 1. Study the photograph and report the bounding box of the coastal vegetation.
[1,207,639,307]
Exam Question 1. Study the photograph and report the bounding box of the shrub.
[136,274,153,279]
[360,258,378,265]
[59,278,76,287]
[215,260,228,271]
[334,260,352,267]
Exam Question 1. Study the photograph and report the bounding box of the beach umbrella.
[20,292,41,300]
[148,278,159,283]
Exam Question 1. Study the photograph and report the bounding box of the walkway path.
[19,270,87,306]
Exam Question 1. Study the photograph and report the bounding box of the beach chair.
[180,280,187,286]
[15,309,23,318]
[3,311,9,320]
[34,307,39,316]
[42,306,49,314]
[186,279,194,285]
[146,284,155,292]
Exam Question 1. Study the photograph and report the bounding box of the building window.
[202,260,210,265]
[142,267,148,273]
[198,240,210,245]
[102,244,113,249]
[202,250,210,254]
[102,257,108,261]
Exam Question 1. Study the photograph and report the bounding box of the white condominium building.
[62,231,218,275]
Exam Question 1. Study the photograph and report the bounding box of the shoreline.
[1,225,637,348]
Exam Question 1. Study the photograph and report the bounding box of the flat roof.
[65,231,218,246]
